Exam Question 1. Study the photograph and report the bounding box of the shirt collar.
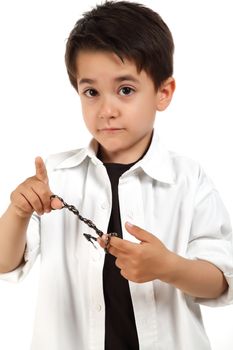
[53,138,101,170]
[54,131,175,184]
[134,131,175,184]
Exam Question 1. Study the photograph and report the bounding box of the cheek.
[81,112,93,132]
[141,99,157,122]
[81,105,95,128]
[81,97,100,117]
[133,93,156,113]
[129,101,156,126]
[83,117,95,132]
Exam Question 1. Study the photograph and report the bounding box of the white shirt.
[1,132,233,350]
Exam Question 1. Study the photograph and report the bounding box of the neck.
[98,131,153,164]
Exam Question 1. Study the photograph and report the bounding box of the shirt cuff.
[187,240,233,306]
[0,215,40,283]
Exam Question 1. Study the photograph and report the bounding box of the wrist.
[8,203,32,221]
[159,250,181,284]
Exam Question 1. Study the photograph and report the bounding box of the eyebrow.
[78,75,140,85]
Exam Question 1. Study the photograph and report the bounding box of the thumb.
[35,156,49,184]
[125,222,155,243]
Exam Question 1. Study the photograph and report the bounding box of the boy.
[0,1,233,349]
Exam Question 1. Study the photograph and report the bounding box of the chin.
[104,138,127,147]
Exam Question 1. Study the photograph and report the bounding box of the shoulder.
[169,150,215,196]
[170,151,202,178]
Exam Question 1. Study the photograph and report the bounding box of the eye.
[83,89,98,97]
[119,86,135,96]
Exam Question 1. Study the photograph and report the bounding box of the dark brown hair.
[65,1,174,91]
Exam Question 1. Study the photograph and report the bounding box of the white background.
[0,0,232,349]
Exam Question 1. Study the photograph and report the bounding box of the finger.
[31,182,53,213]
[97,234,112,249]
[50,196,64,210]
[119,269,129,281]
[115,257,124,269]
[109,236,138,253]
[97,236,125,256]
[97,235,116,254]
[125,222,155,243]
[11,191,34,216]
[108,245,122,257]
[35,156,48,184]
[97,237,107,249]
[17,189,43,215]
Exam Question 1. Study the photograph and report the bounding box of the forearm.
[165,252,228,299]
[0,204,30,273]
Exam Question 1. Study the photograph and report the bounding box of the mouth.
[98,127,125,133]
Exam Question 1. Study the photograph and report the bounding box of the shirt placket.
[82,161,112,349]
[118,172,158,349]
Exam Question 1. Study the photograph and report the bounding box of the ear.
[156,77,176,111]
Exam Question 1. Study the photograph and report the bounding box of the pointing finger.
[35,156,49,184]
[125,222,155,243]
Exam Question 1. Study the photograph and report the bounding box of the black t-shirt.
[103,162,139,350]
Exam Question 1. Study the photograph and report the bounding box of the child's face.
[76,50,174,163]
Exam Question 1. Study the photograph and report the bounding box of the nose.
[98,95,119,119]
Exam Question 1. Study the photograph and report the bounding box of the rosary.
[50,195,118,251]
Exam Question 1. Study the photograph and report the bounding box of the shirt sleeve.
[0,214,40,283]
[186,166,233,307]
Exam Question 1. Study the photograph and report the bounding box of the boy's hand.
[98,222,175,283]
[99,223,228,298]
[10,157,62,218]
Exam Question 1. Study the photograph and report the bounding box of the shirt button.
[96,304,102,312]
[101,202,108,210]
[126,211,134,221]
